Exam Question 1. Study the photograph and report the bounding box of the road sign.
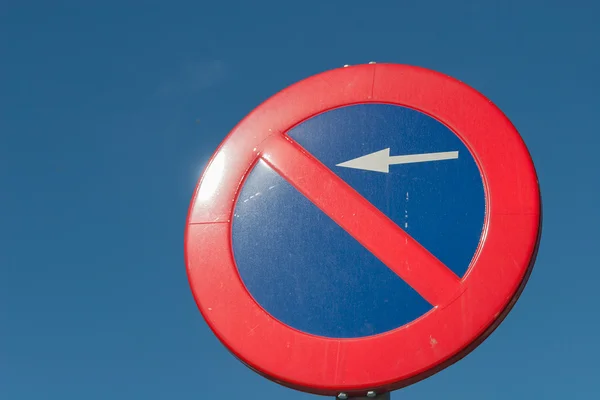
[185,63,541,397]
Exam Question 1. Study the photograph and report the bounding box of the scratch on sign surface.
[430,335,438,347]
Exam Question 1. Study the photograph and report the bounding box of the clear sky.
[1,1,599,399]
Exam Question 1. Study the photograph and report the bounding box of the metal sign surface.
[185,63,541,397]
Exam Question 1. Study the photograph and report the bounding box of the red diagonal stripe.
[260,134,462,306]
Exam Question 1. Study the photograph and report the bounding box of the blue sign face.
[231,104,485,339]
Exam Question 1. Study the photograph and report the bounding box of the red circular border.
[184,64,541,396]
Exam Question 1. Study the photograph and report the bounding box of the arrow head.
[336,148,390,173]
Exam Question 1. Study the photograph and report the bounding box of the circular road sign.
[184,63,541,397]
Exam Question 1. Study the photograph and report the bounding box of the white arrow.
[336,148,459,173]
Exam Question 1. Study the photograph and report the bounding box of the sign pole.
[336,393,391,400]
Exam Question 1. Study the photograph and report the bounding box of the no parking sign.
[185,64,541,397]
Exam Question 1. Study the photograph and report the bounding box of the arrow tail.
[388,151,459,166]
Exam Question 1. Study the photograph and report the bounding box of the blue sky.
[1,1,599,399]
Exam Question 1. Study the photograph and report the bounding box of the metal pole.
[336,393,391,400]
